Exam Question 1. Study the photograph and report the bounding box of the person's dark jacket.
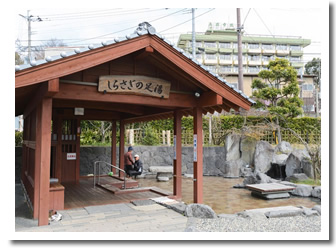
[134,160,143,173]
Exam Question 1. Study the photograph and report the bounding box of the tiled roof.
[15,23,255,105]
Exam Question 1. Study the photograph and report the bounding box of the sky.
[14,3,326,64]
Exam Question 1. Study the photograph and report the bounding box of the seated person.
[128,154,143,179]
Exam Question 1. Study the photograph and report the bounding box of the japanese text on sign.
[98,75,171,98]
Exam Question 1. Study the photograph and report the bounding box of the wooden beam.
[150,36,252,110]
[111,121,117,174]
[53,99,144,116]
[173,110,182,199]
[15,36,151,88]
[119,120,125,177]
[37,97,52,226]
[222,98,240,111]
[197,91,223,107]
[134,46,154,60]
[53,83,197,108]
[23,79,59,118]
[193,106,203,204]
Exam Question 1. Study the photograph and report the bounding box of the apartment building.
[177,23,318,115]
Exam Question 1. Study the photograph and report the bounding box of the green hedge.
[145,116,321,133]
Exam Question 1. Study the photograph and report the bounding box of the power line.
[159,8,215,33]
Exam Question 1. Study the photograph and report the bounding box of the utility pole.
[19,10,43,63]
[236,8,244,92]
[192,8,196,59]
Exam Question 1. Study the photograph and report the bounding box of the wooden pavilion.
[15,24,254,226]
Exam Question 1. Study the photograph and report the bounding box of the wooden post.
[193,107,203,203]
[111,120,117,174]
[75,119,80,184]
[173,110,182,199]
[33,108,41,219]
[37,97,52,226]
[119,119,125,177]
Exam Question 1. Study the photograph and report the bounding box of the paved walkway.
[15,184,188,232]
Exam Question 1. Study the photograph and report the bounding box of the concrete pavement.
[15,184,188,232]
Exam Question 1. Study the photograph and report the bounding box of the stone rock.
[222,159,246,178]
[254,141,274,173]
[224,134,241,161]
[265,209,303,218]
[240,167,253,177]
[312,205,321,215]
[157,176,169,182]
[149,166,173,173]
[240,136,257,165]
[312,186,321,199]
[279,181,298,187]
[156,172,173,179]
[274,141,293,155]
[299,207,319,217]
[291,184,313,197]
[184,204,217,218]
[285,149,311,178]
[242,171,274,185]
[285,173,309,182]
[302,157,314,178]
[272,154,289,166]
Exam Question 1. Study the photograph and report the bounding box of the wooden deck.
[63,177,171,209]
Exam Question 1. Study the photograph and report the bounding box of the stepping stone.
[157,176,169,182]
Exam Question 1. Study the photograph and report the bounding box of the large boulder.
[272,154,289,166]
[312,186,321,199]
[242,171,275,185]
[285,173,309,182]
[224,134,241,161]
[184,204,217,218]
[254,141,274,173]
[274,141,293,155]
[222,159,246,178]
[291,184,313,197]
[302,157,314,178]
[285,150,311,178]
[240,136,257,166]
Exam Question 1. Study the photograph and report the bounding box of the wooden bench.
[246,183,295,200]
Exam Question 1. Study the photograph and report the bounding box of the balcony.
[291,50,303,56]
[276,50,290,56]
[219,48,233,53]
[247,48,262,54]
[219,59,232,65]
[248,60,262,66]
[262,49,276,55]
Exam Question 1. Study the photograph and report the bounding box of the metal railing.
[93,161,126,190]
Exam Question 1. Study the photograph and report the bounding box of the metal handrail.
[93,161,126,190]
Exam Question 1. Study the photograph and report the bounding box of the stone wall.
[15,146,227,182]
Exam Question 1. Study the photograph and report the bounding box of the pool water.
[137,176,320,214]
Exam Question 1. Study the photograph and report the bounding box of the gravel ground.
[185,215,321,232]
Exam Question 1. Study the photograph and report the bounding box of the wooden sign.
[98,75,171,98]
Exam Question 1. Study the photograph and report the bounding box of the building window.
[219,42,231,48]
[262,55,274,61]
[196,54,202,59]
[248,66,259,73]
[276,44,288,50]
[248,43,260,49]
[219,66,232,73]
[290,56,301,62]
[205,53,217,60]
[302,84,314,91]
[196,42,203,48]
[206,65,217,73]
[262,43,274,50]
[232,54,238,61]
[219,54,231,60]
[248,55,260,61]
[290,45,301,51]
[296,68,303,74]
[204,42,217,48]
[233,66,239,72]
[233,43,238,49]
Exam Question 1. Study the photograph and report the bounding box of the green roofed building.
[177,23,317,115]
